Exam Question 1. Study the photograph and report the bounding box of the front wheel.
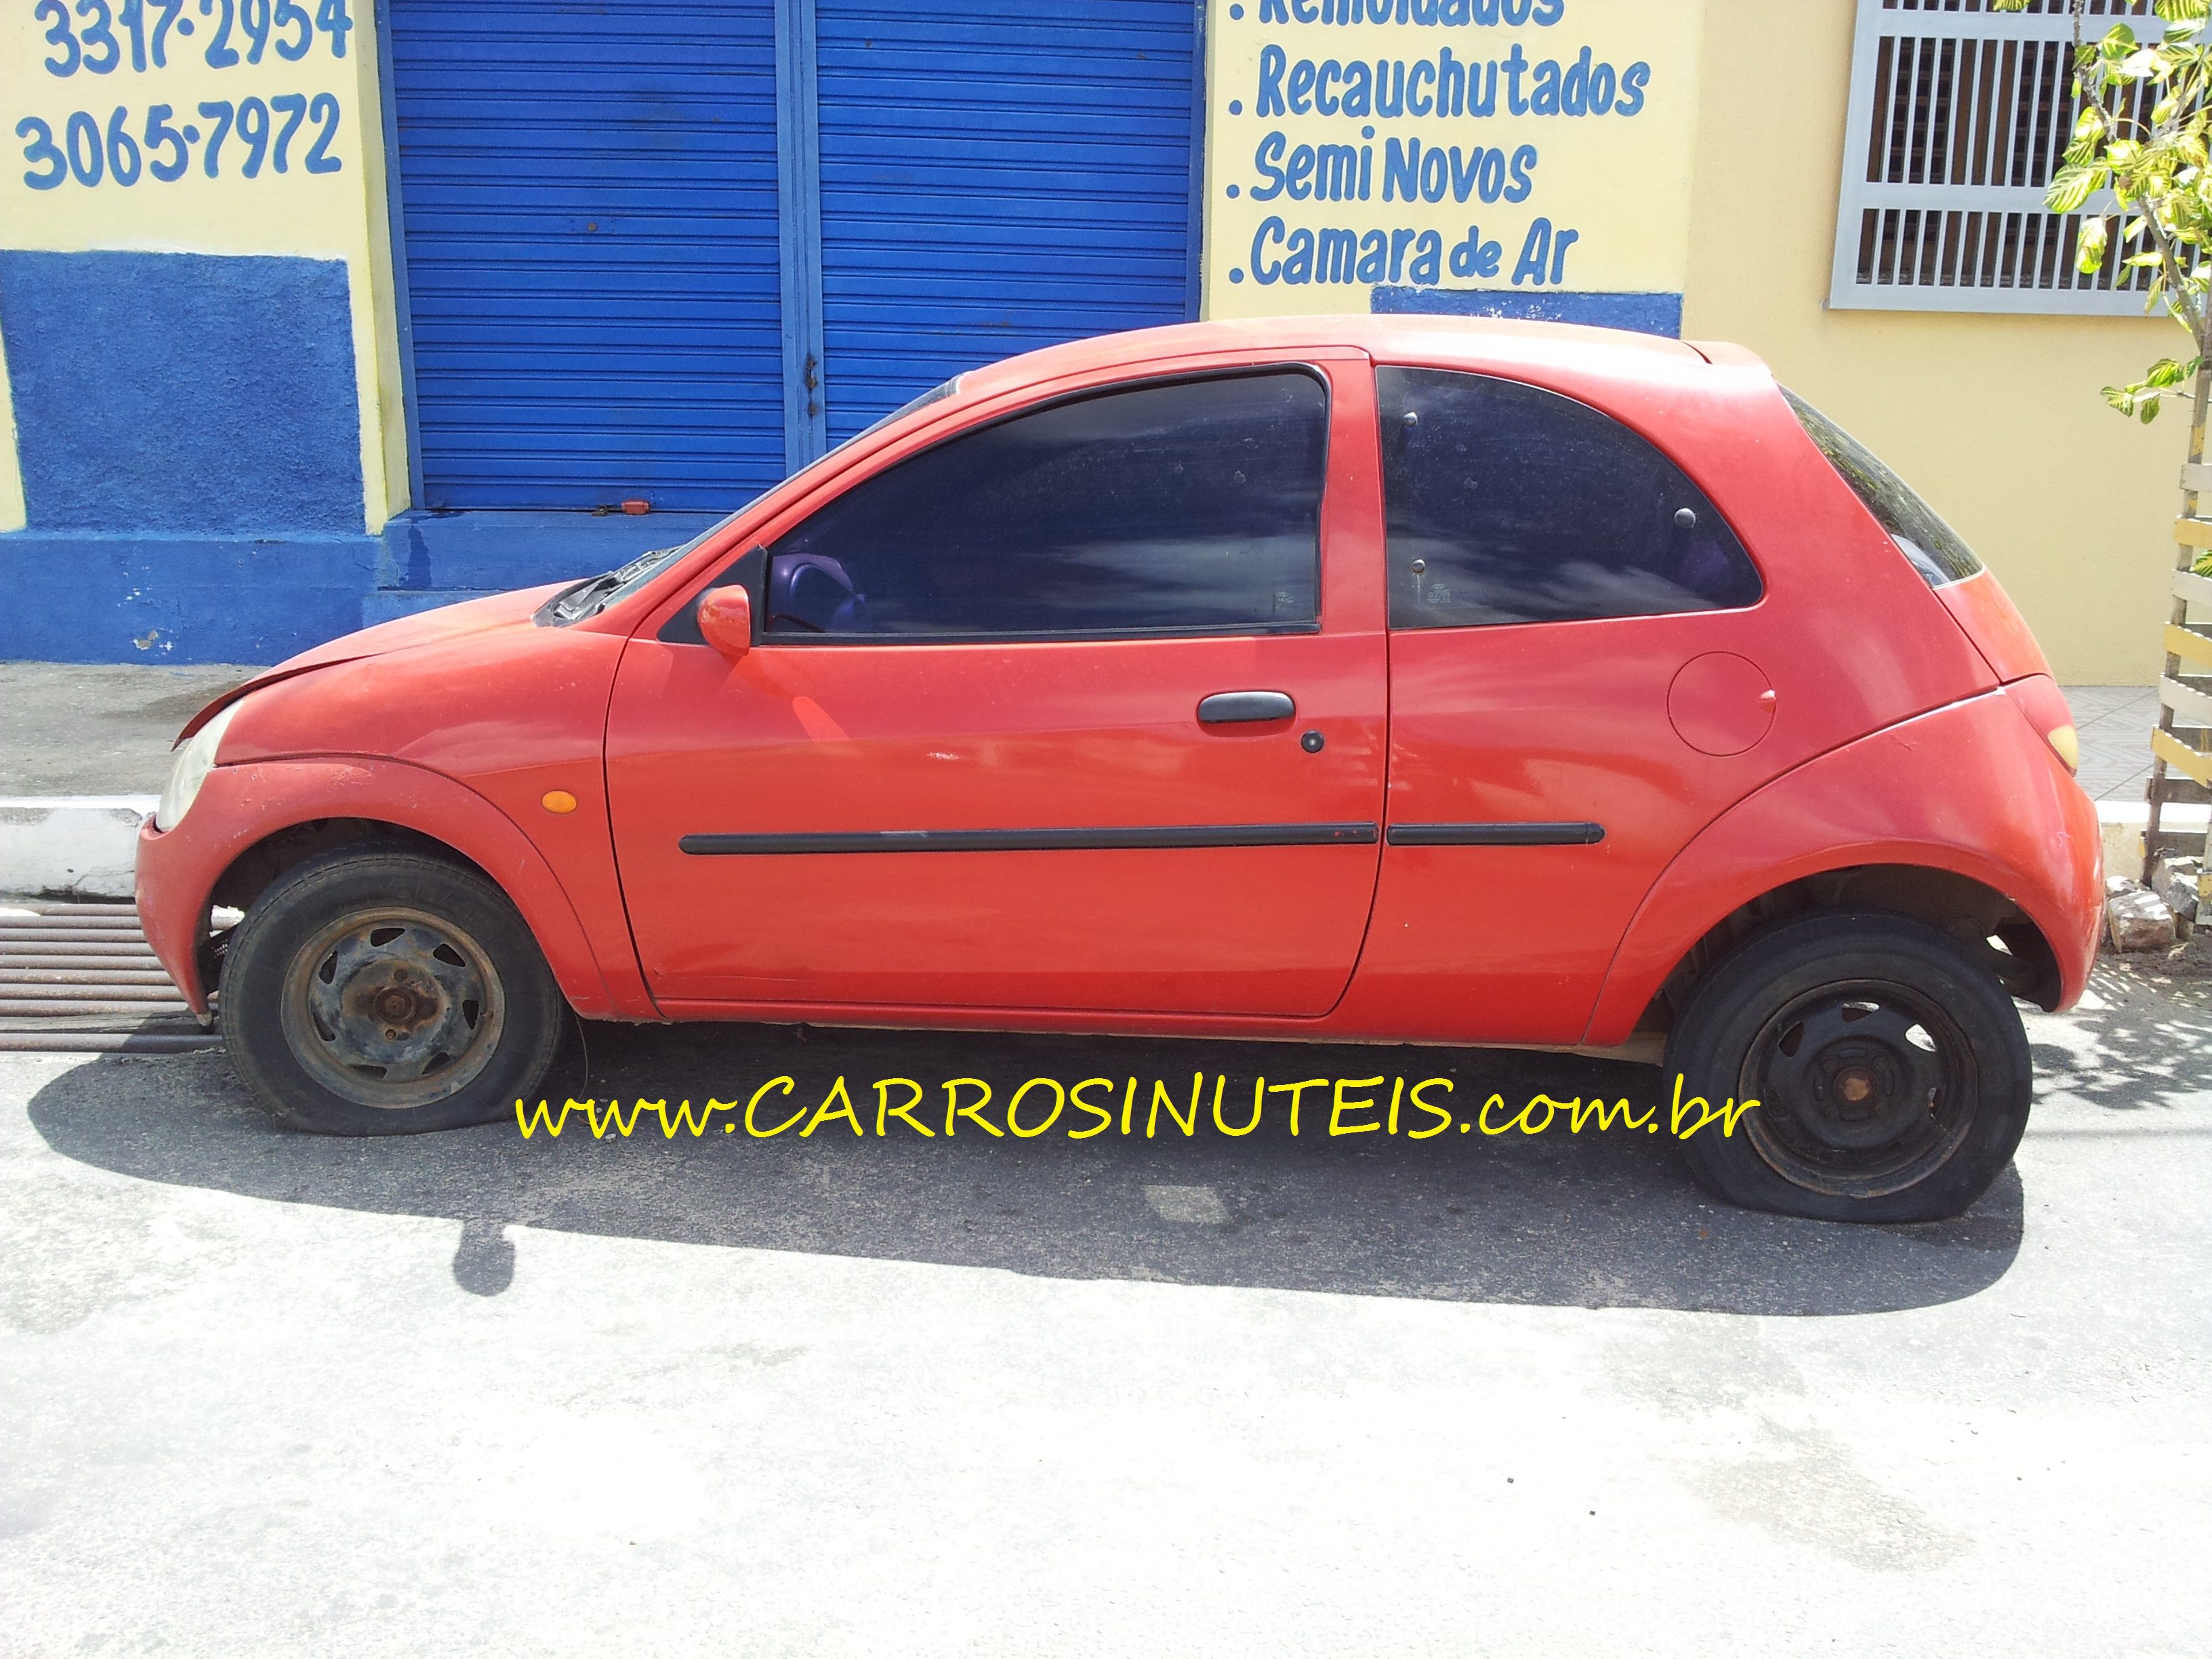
[1664,912,2032,1223]
[221,847,564,1134]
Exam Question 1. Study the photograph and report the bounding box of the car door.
[1340,364,1777,1046]
[605,356,1389,1017]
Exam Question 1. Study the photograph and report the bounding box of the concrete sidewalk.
[0,663,262,796]
[1,664,262,899]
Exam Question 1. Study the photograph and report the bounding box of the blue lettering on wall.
[1261,47,1643,120]
[1382,138,1537,203]
[16,94,344,189]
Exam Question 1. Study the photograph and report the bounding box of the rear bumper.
[2044,754,2106,1012]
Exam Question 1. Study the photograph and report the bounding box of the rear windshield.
[1783,388,1983,588]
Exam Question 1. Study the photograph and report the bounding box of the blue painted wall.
[1371,285,1684,337]
[0,251,382,663]
[0,535,380,663]
[1,251,365,533]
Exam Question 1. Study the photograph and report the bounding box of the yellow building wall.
[1684,0,2179,687]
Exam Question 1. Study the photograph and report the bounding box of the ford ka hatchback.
[136,317,2104,1223]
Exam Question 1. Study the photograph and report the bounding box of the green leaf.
[2048,164,2108,213]
[2081,218,2112,274]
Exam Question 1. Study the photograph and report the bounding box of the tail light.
[2003,674,2079,775]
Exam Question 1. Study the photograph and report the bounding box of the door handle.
[1197,690,1296,724]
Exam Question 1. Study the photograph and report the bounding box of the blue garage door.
[386,0,784,510]
[814,0,1198,444]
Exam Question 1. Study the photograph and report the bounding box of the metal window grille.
[1829,0,2166,314]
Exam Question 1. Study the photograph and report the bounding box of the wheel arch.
[1618,862,2062,1048]
[138,758,625,1019]
[1581,693,2104,1047]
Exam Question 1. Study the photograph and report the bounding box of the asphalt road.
[3,951,2207,1656]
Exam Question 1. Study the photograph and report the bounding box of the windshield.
[1783,388,1983,588]
[541,375,962,624]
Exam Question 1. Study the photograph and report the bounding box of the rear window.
[1784,388,1983,588]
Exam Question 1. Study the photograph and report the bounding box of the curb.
[2097,800,2211,874]
[0,797,157,900]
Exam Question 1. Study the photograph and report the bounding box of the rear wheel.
[1664,912,2032,1223]
[221,847,563,1134]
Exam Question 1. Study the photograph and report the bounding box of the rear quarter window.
[1782,388,1984,588]
[1378,367,1763,629]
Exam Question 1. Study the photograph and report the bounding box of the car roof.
[954,312,1735,407]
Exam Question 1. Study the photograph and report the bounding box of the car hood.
[173,584,568,744]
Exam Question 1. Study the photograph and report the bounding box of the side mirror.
[697,586,754,661]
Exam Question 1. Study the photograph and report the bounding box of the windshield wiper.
[548,544,684,623]
[550,572,626,623]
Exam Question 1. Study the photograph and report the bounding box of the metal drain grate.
[0,899,222,1054]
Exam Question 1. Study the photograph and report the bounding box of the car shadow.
[25,1019,2022,1315]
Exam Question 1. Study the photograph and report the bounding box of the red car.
[136,316,2102,1223]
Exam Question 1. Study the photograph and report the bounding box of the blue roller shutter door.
[813,0,1197,444]
[386,0,785,510]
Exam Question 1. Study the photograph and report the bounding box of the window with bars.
[1829,0,2169,314]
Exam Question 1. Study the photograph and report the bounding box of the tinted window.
[762,371,1328,638]
[1378,367,1762,628]
[1783,388,1983,588]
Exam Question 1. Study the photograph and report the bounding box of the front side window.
[762,370,1329,639]
[1378,367,1762,630]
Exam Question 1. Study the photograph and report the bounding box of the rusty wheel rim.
[1737,979,1977,1200]
[279,905,505,1109]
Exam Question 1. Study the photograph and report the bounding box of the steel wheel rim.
[1736,978,1978,1200]
[278,905,505,1109]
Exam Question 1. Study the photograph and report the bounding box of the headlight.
[155,701,243,831]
